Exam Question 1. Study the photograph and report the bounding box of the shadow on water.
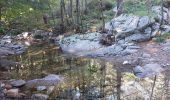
[5,43,170,100]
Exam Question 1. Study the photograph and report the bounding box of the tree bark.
[161,0,164,25]
[69,0,73,18]
[76,0,80,32]
[116,0,123,16]
[60,0,65,33]
[168,8,170,25]
[100,0,105,32]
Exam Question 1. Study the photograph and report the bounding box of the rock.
[152,6,169,23]
[123,61,129,65]
[37,86,47,91]
[134,63,164,78]
[47,86,55,95]
[142,53,151,58]
[22,32,31,39]
[151,29,161,37]
[6,89,19,98]
[125,33,151,42]
[161,25,170,34]
[26,74,63,88]
[4,84,12,90]
[105,22,113,30]
[60,32,103,54]
[31,94,49,100]
[144,27,152,34]
[133,66,144,77]
[0,59,18,71]
[11,80,26,87]
[138,16,150,29]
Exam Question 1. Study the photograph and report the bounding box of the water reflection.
[6,44,170,99]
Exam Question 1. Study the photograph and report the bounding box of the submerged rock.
[134,63,164,78]
[0,59,19,71]
[26,74,63,88]
[11,80,26,87]
[31,94,49,100]
[5,89,19,98]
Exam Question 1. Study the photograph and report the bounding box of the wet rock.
[4,84,12,90]
[5,89,19,98]
[26,74,63,88]
[47,86,55,95]
[37,86,46,91]
[11,80,26,87]
[134,63,164,78]
[31,94,49,100]
[0,59,19,71]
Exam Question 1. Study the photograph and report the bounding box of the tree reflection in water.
[6,44,170,99]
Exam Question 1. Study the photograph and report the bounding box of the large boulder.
[60,32,103,54]
[152,6,169,23]
[105,14,152,41]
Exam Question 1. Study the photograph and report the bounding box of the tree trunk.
[168,8,170,25]
[60,0,65,34]
[0,7,2,21]
[76,0,80,32]
[116,0,123,16]
[69,0,73,18]
[100,0,105,32]
[116,68,121,100]
[161,0,164,25]
[84,0,88,14]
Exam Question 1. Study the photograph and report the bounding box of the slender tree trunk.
[147,0,151,16]
[48,4,55,25]
[116,0,123,16]
[150,75,157,100]
[161,0,164,25]
[76,0,80,32]
[69,0,73,18]
[100,0,105,32]
[60,0,65,33]
[168,8,170,25]
[116,68,121,100]
[84,0,88,14]
[0,7,2,21]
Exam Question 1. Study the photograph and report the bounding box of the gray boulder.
[26,74,63,88]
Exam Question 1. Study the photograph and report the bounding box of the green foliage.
[155,33,170,43]
[88,65,98,73]
[0,26,5,34]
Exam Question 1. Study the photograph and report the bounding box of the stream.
[1,43,170,100]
